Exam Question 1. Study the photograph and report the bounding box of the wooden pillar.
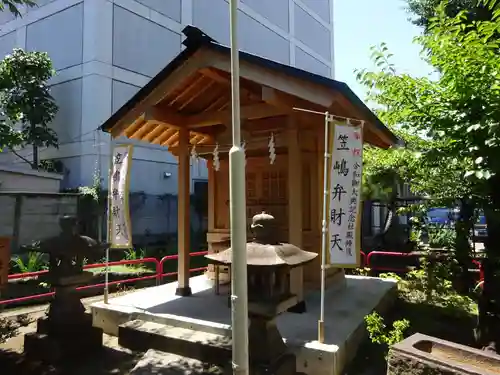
[287,115,305,312]
[176,127,191,296]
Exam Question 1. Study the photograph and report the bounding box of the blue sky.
[334,0,433,101]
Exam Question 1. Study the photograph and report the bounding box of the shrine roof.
[100,26,398,149]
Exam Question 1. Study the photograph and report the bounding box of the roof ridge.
[182,25,216,49]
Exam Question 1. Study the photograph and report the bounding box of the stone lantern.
[22,216,110,363]
[206,212,317,375]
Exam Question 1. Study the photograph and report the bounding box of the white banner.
[328,122,363,267]
[108,144,133,249]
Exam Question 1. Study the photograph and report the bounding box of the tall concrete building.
[0,0,334,191]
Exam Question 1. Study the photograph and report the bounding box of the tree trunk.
[32,144,38,170]
[477,175,500,350]
[453,198,474,293]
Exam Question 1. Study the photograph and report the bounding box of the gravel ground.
[0,291,146,375]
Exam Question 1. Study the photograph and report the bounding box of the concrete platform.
[91,275,397,375]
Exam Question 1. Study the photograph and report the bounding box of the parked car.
[474,211,487,243]
[426,207,458,226]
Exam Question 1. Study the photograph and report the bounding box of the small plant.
[11,252,48,273]
[365,311,410,356]
[427,225,455,249]
[124,248,145,261]
[393,258,477,316]
[350,267,371,276]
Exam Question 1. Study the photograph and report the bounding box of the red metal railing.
[472,259,484,282]
[360,251,366,268]
[366,251,417,273]
[1,252,208,307]
[159,251,209,279]
[1,249,483,306]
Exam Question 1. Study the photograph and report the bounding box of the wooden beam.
[142,123,165,142]
[179,80,215,110]
[147,102,289,130]
[176,127,191,296]
[164,132,179,147]
[123,116,146,138]
[261,87,300,110]
[208,50,335,108]
[110,49,211,137]
[152,127,177,145]
[169,75,205,107]
[199,67,229,85]
[187,103,288,128]
[130,121,155,140]
[200,67,261,101]
[144,107,184,128]
[287,116,304,304]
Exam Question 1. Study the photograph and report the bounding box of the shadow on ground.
[0,346,143,375]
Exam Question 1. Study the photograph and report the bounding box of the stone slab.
[119,319,231,365]
[129,349,229,375]
[92,275,397,375]
[388,333,500,375]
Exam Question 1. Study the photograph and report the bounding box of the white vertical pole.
[104,138,113,304]
[97,130,103,243]
[228,0,249,374]
[318,112,330,343]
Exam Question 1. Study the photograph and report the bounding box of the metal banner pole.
[318,111,330,343]
[104,139,113,304]
[228,0,249,374]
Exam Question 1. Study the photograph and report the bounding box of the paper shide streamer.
[213,142,220,171]
[242,140,247,166]
[268,132,276,165]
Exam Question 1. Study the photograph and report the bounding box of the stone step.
[119,319,232,366]
[129,349,230,375]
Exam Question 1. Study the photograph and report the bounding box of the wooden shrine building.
[100,26,398,300]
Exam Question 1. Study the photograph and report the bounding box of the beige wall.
[0,165,63,193]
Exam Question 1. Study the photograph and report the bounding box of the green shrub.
[11,252,48,273]
[365,311,410,357]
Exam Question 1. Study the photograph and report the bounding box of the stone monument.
[206,212,317,375]
[23,215,109,363]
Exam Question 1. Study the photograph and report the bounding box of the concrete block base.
[24,326,102,363]
[91,275,397,375]
[24,314,103,363]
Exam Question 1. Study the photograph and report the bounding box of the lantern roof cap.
[205,212,318,267]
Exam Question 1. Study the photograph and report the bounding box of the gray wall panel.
[113,5,181,77]
[26,3,84,70]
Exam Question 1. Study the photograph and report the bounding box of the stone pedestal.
[248,312,298,375]
[24,272,103,363]
[24,315,103,363]
[206,232,231,285]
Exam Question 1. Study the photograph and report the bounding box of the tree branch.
[8,147,34,168]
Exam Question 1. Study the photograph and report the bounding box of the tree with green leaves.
[0,0,36,17]
[406,0,497,30]
[0,49,58,169]
[358,0,500,347]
